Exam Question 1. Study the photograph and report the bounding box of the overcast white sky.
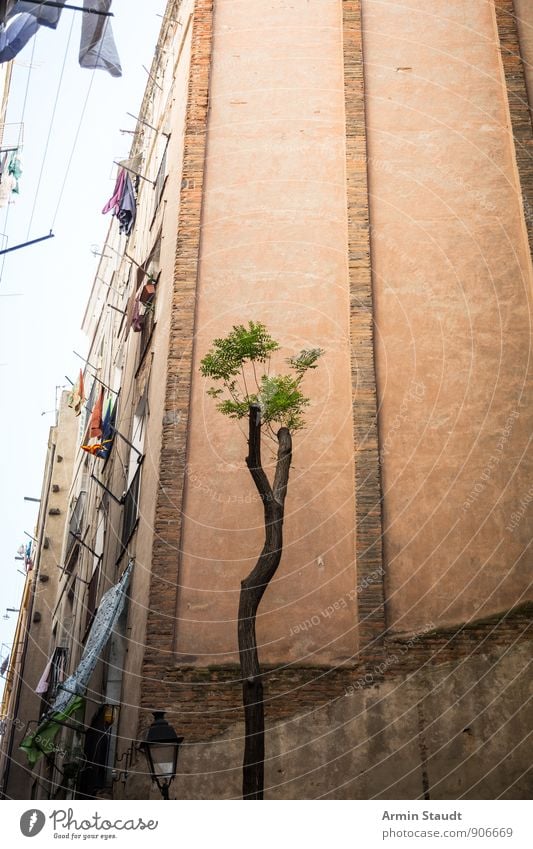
[0,0,167,700]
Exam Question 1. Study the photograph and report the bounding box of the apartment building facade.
[3,0,533,799]
[0,391,78,799]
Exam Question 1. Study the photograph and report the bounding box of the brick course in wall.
[495,0,533,259]
[141,603,532,743]
[343,0,386,657]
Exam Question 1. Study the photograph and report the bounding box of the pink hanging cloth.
[35,657,53,695]
[102,168,126,216]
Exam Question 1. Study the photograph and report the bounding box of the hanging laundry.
[117,173,136,236]
[89,387,104,438]
[0,173,15,206]
[118,153,142,174]
[0,11,38,62]
[0,149,21,206]
[35,656,53,695]
[81,438,112,456]
[96,398,116,459]
[79,0,121,77]
[11,1,65,27]
[102,168,126,216]
[102,167,136,236]
[131,295,144,332]
[0,2,16,25]
[0,0,121,76]
[20,563,131,767]
[24,539,33,571]
[67,369,86,416]
[7,150,22,193]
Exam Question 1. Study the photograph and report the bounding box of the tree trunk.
[238,404,292,799]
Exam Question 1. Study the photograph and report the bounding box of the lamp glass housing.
[140,711,183,794]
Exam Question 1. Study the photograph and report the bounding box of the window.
[92,509,105,578]
[137,271,159,364]
[120,397,146,548]
[133,238,161,365]
[84,564,100,634]
[152,139,169,219]
[64,491,87,568]
[121,466,141,548]
[45,647,68,703]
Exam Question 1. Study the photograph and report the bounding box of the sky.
[0,0,167,701]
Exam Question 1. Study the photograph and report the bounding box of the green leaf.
[201,323,321,432]
[200,321,280,381]
[258,374,310,430]
[286,348,324,375]
[217,399,251,419]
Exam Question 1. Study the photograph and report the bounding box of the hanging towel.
[35,657,53,695]
[90,387,104,438]
[79,0,121,77]
[102,168,126,216]
[67,369,86,416]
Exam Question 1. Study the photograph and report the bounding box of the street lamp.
[139,711,183,800]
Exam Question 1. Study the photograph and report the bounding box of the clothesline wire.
[25,12,76,240]
[50,64,96,231]
[49,7,119,232]
[0,31,38,286]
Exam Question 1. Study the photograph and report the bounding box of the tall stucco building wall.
[6,0,531,801]
[365,0,533,630]
[122,0,532,799]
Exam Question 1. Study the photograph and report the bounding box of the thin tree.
[200,322,322,799]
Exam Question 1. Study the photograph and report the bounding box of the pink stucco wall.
[364,0,533,631]
[175,0,358,665]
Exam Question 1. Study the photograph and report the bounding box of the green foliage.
[200,322,280,381]
[200,322,323,432]
[286,348,323,375]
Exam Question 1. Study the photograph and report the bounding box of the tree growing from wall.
[201,322,322,799]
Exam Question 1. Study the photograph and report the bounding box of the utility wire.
[26,13,76,239]
[50,65,96,231]
[0,33,38,285]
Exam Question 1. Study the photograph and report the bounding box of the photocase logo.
[20,810,46,838]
